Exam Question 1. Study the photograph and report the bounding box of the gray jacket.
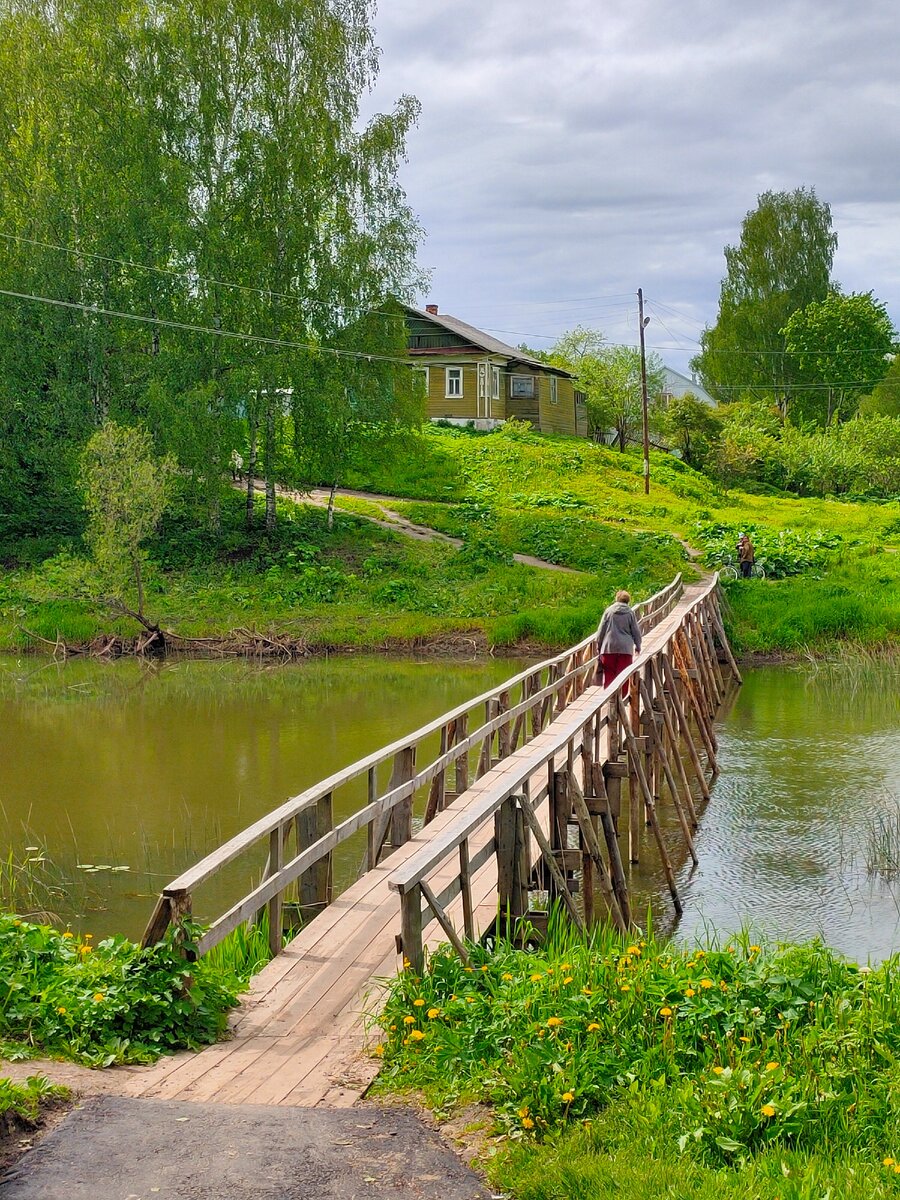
[596,602,642,655]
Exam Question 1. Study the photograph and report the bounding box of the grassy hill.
[2,422,898,655]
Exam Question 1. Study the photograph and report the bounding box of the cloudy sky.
[365,0,900,374]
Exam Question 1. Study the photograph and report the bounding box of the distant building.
[659,367,717,408]
[402,303,588,436]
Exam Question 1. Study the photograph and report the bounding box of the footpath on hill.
[1,1096,488,1200]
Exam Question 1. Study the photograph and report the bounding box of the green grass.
[0,1074,69,1124]
[2,421,897,656]
[373,919,900,1199]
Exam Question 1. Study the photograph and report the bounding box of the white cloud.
[366,0,900,373]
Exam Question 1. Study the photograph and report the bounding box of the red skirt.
[599,652,633,700]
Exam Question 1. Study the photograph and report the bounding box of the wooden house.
[403,304,587,437]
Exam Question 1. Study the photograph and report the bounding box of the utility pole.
[637,288,651,495]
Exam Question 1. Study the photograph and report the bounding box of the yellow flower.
[466,997,475,1004]
[620,984,631,993]
[403,1015,416,1025]
[481,965,489,972]
[62,931,74,939]
[659,1007,673,1017]
[530,973,543,982]
[700,978,713,989]
[726,945,734,953]
[547,1017,563,1027]
[739,1036,751,1043]
[562,1091,575,1103]
[84,932,93,939]
[686,959,696,968]
[627,945,640,956]
[502,973,514,981]
[521,1117,535,1129]
[720,981,728,991]
[712,1066,724,1075]
[56,1006,66,1014]
[464,967,473,973]
[92,992,104,1002]
[883,1157,895,1167]
[373,1044,385,1056]
[761,1104,776,1118]
[765,1061,779,1072]
[563,977,574,985]
[413,998,425,1007]
[749,944,760,952]
[684,988,696,998]
[587,1023,601,1031]
[894,1164,900,1175]
[408,1030,425,1041]
[560,963,571,970]
[518,1106,529,1118]
[427,1007,440,1019]
[582,987,592,996]
[389,1024,397,1031]
[79,944,92,954]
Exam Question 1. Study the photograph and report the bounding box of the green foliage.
[782,290,896,424]
[80,422,176,621]
[694,187,836,402]
[695,521,842,579]
[0,913,240,1066]
[659,393,721,468]
[0,1075,69,1124]
[375,925,900,1196]
[861,355,900,418]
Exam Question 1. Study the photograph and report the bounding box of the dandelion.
[765,1062,779,1072]
[521,1117,535,1129]
[582,987,592,996]
[894,1165,900,1175]
[884,1157,895,1167]
[56,1006,66,1014]
[712,1066,724,1075]
[92,992,104,1002]
[562,1092,575,1103]
[684,988,696,998]
[563,977,574,985]
[547,1017,563,1028]
[749,944,760,953]
[659,1007,673,1017]
[409,1030,425,1042]
[403,957,411,968]
[726,945,734,953]
[761,1104,776,1118]
[481,965,489,972]
[427,1008,440,1019]
[700,978,713,989]
[464,967,473,973]
[466,997,476,1004]
[530,973,543,982]
[739,1036,751,1043]
[413,998,425,1007]
[502,973,514,981]
[620,984,631,993]
[373,1044,385,1056]
[62,931,74,939]
[518,1107,529,1118]
[389,1024,397,1031]
[627,945,640,956]
[587,1023,600,1032]
[79,945,92,955]
[403,1016,416,1025]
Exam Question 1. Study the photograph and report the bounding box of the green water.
[0,653,529,939]
[1,654,898,962]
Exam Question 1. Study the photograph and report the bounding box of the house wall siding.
[537,375,578,435]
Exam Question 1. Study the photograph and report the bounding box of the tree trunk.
[245,403,258,530]
[326,481,337,531]
[264,393,276,535]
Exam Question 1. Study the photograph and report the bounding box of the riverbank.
[373,925,900,1200]
[2,425,897,659]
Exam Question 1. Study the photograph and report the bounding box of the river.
[1,654,898,960]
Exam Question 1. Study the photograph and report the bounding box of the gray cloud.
[366,0,900,372]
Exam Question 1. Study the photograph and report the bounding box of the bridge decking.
[123,580,710,1107]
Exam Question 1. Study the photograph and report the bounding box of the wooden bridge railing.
[388,575,741,972]
[141,573,685,957]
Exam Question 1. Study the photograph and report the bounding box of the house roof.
[403,304,574,377]
[662,366,717,407]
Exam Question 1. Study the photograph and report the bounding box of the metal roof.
[404,305,574,377]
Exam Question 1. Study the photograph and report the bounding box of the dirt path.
[246,480,583,574]
[0,1096,488,1199]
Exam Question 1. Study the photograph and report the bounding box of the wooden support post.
[569,771,626,931]
[661,651,711,802]
[590,762,632,928]
[455,713,469,794]
[651,656,698,827]
[518,794,583,930]
[498,690,512,758]
[267,824,284,956]
[389,748,416,848]
[476,701,494,778]
[424,724,449,823]
[299,792,333,914]
[615,695,683,915]
[674,633,718,768]
[366,765,379,870]
[698,606,725,699]
[496,794,529,934]
[400,883,424,974]
[711,595,743,684]
[420,880,471,966]
[141,894,172,948]
[638,679,698,867]
[626,687,642,863]
[459,838,475,941]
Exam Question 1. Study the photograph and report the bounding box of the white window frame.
[417,367,430,396]
[445,366,462,398]
[550,376,559,405]
[510,374,535,398]
[491,365,500,401]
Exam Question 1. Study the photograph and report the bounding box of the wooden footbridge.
[125,572,740,1106]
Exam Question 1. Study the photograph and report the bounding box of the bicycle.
[719,557,765,581]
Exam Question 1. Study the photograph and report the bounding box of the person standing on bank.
[595,590,642,699]
[737,533,755,579]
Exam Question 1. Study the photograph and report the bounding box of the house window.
[491,365,500,401]
[416,367,430,396]
[445,367,462,398]
[550,376,559,405]
[510,374,535,398]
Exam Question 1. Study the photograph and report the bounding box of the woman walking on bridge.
[595,590,642,698]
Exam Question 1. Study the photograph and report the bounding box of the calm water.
[1,654,898,961]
